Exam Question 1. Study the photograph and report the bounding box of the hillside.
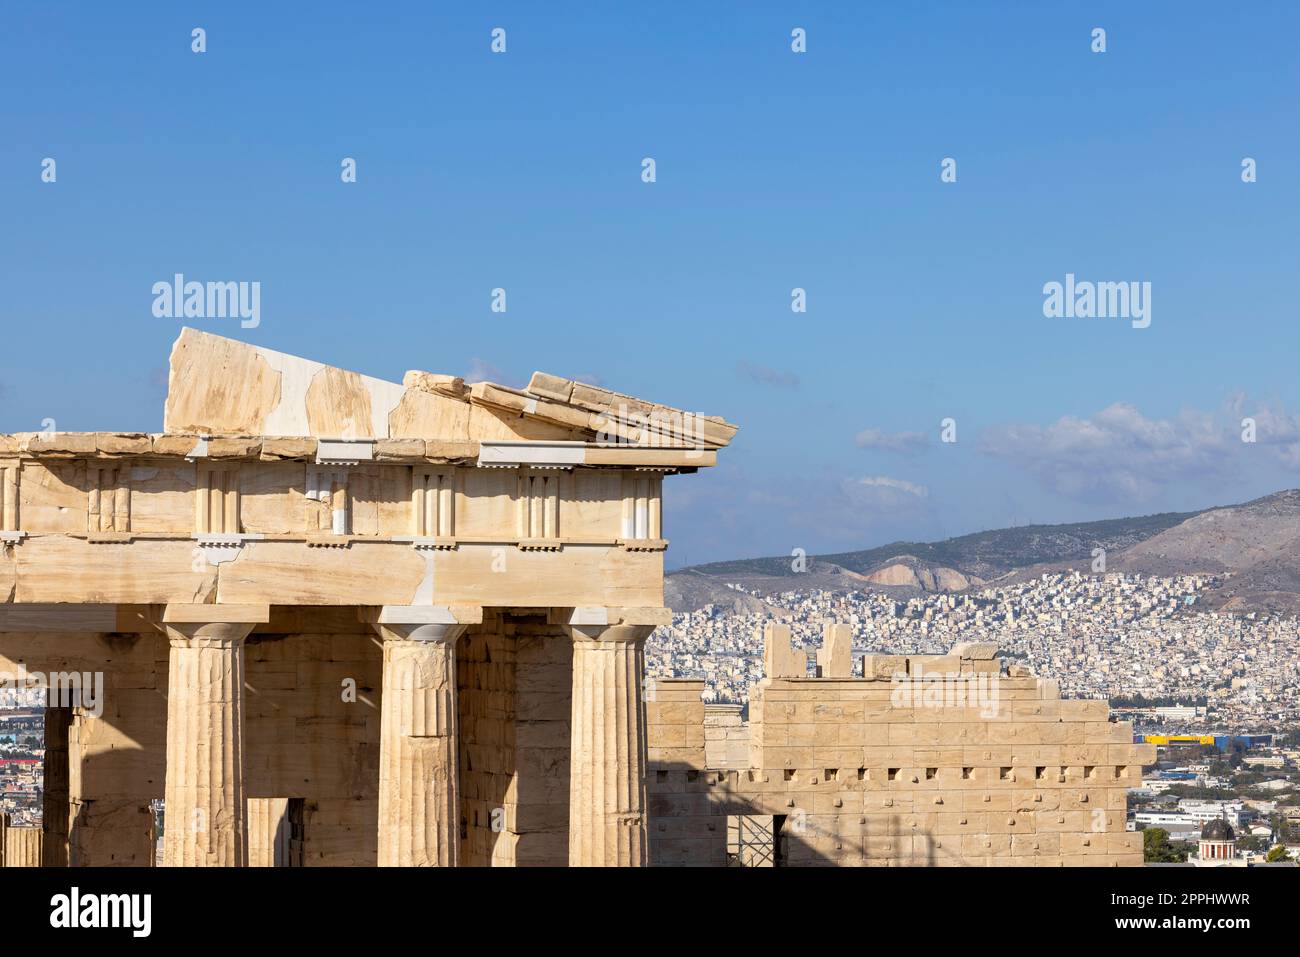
[668,491,1300,616]
[663,569,791,617]
[1112,490,1300,614]
[671,508,1199,609]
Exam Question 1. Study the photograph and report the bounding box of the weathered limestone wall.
[459,623,518,866]
[703,703,748,770]
[646,631,1155,868]
[646,680,725,866]
[458,615,572,867]
[242,620,383,866]
[647,680,707,772]
[69,685,163,866]
[509,622,572,866]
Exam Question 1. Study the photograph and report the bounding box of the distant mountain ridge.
[666,492,1300,615]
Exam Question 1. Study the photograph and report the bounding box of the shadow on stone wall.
[648,762,976,867]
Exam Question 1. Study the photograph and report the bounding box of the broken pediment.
[161,328,738,448]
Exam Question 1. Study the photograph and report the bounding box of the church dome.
[1201,818,1235,842]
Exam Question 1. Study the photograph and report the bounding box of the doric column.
[247,797,296,867]
[364,605,479,866]
[161,604,266,867]
[562,609,660,867]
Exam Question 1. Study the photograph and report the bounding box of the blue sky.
[3,2,1298,567]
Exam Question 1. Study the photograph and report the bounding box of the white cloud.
[661,467,941,562]
[977,400,1280,503]
[1236,399,1300,468]
[854,427,930,454]
[842,474,930,508]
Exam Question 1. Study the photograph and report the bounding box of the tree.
[1265,845,1288,863]
[1143,828,1186,863]
[1237,835,1265,853]
[1273,813,1296,845]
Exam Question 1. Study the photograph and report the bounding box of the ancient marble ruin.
[0,328,734,866]
[646,624,1155,867]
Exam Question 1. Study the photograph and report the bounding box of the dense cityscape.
[647,571,1300,729]
[0,703,42,827]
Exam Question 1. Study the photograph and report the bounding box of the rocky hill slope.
[666,494,1300,615]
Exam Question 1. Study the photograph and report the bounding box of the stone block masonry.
[646,623,1154,867]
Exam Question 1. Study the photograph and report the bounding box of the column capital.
[550,606,670,642]
[160,604,268,646]
[566,622,657,645]
[360,605,481,643]
[376,622,468,644]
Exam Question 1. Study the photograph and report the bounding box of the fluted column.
[247,797,293,867]
[565,621,655,867]
[365,605,478,866]
[161,604,265,867]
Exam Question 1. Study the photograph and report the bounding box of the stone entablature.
[0,460,675,607]
[0,450,684,540]
[0,331,733,610]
